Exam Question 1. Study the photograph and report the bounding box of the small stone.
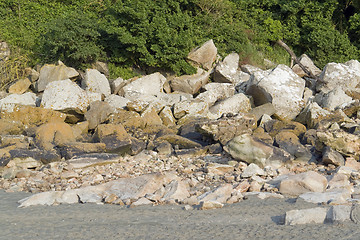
[199,201,224,210]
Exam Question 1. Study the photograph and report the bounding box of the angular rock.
[274,131,312,162]
[105,94,129,112]
[36,64,79,92]
[187,39,217,70]
[317,130,360,157]
[8,78,31,94]
[285,207,327,225]
[322,147,345,166]
[196,113,257,145]
[197,184,232,204]
[199,201,224,210]
[157,92,193,106]
[214,53,249,84]
[9,149,61,164]
[108,109,145,129]
[0,92,37,112]
[264,120,307,138]
[159,106,176,126]
[141,107,163,127]
[121,73,166,99]
[82,69,111,97]
[296,102,331,128]
[173,100,208,119]
[279,171,328,196]
[321,87,353,111]
[195,82,235,106]
[317,60,360,93]
[249,103,276,121]
[299,188,351,204]
[161,179,190,202]
[84,101,113,129]
[246,64,305,120]
[224,133,292,168]
[241,163,265,178]
[0,119,24,135]
[35,122,75,151]
[292,54,321,78]
[170,68,211,95]
[60,142,107,159]
[156,134,202,149]
[93,123,132,154]
[208,93,252,119]
[327,205,352,223]
[93,61,109,76]
[66,153,120,169]
[0,105,66,128]
[41,79,90,112]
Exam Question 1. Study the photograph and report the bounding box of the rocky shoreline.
[1,40,360,225]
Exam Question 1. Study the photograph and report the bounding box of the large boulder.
[35,122,76,151]
[317,60,360,93]
[195,83,235,106]
[246,64,306,120]
[121,73,166,99]
[214,53,250,84]
[279,171,328,196]
[187,39,217,70]
[292,54,322,78]
[224,133,292,168]
[104,94,129,112]
[320,87,353,111]
[82,69,111,97]
[35,63,79,92]
[274,131,312,162]
[0,92,37,112]
[41,79,90,113]
[173,100,208,119]
[84,101,113,129]
[170,68,211,95]
[208,93,251,119]
[8,78,31,94]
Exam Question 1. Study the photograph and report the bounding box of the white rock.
[321,87,353,110]
[198,184,233,204]
[285,207,328,225]
[82,69,111,97]
[299,188,351,204]
[208,93,251,119]
[187,39,217,70]
[246,64,305,120]
[105,94,130,112]
[214,53,248,84]
[317,60,360,93]
[0,92,37,112]
[170,68,211,95]
[173,100,208,119]
[241,163,265,178]
[122,72,166,99]
[292,54,322,77]
[157,92,193,106]
[195,82,235,106]
[327,205,352,223]
[41,79,90,112]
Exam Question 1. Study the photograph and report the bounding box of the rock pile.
[1,40,360,225]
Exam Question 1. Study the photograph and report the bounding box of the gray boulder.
[82,69,111,97]
[187,39,217,70]
[170,68,211,95]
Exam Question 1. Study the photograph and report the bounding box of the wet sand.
[1,190,359,240]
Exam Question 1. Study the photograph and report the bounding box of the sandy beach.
[1,190,359,240]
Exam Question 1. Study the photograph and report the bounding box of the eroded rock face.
[36,64,79,92]
[82,69,111,97]
[170,68,211,95]
[187,39,217,70]
[0,92,37,112]
[208,93,251,119]
[279,171,328,196]
[214,53,250,85]
[41,79,90,112]
[317,60,360,93]
[246,64,305,120]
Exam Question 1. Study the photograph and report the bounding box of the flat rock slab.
[66,153,120,169]
[285,207,328,225]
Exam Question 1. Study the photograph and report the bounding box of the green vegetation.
[0,0,359,79]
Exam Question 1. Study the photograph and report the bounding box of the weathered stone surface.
[8,78,31,94]
[197,184,232,204]
[296,102,330,128]
[196,113,257,145]
[264,120,307,137]
[156,134,202,149]
[161,179,190,202]
[93,61,109,76]
[108,109,145,129]
[322,147,345,166]
[246,64,305,120]
[317,130,360,157]
[41,79,90,112]
[321,87,353,111]
[275,131,312,162]
[82,69,111,97]
[60,142,107,159]
[141,107,163,127]
[84,101,113,129]
[299,188,351,204]
[0,119,24,135]
[66,153,120,169]
[199,201,224,210]
[170,68,211,95]
[214,53,249,84]
[9,148,61,164]
[36,64,79,92]
[126,95,159,113]
[285,207,327,225]
[224,133,292,168]
[105,94,129,112]
[93,123,132,154]
[317,60,360,93]
[121,73,166,99]
[249,103,276,121]
[279,171,328,196]
[187,39,217,70]
[0,92,37,112]
[35,122,75,151]
[241,163,265,178]
[1,105,66,128]
[6,157,41,169]
[196,82,235,106]
[208,93,252,119]
[173,100,208,119]
[159,106,176,126]
[206,163,234,175]
[327,205,352,223]
[157,92,193,106]
[292,54,322,78]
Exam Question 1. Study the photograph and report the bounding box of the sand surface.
[1,190,359,240]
